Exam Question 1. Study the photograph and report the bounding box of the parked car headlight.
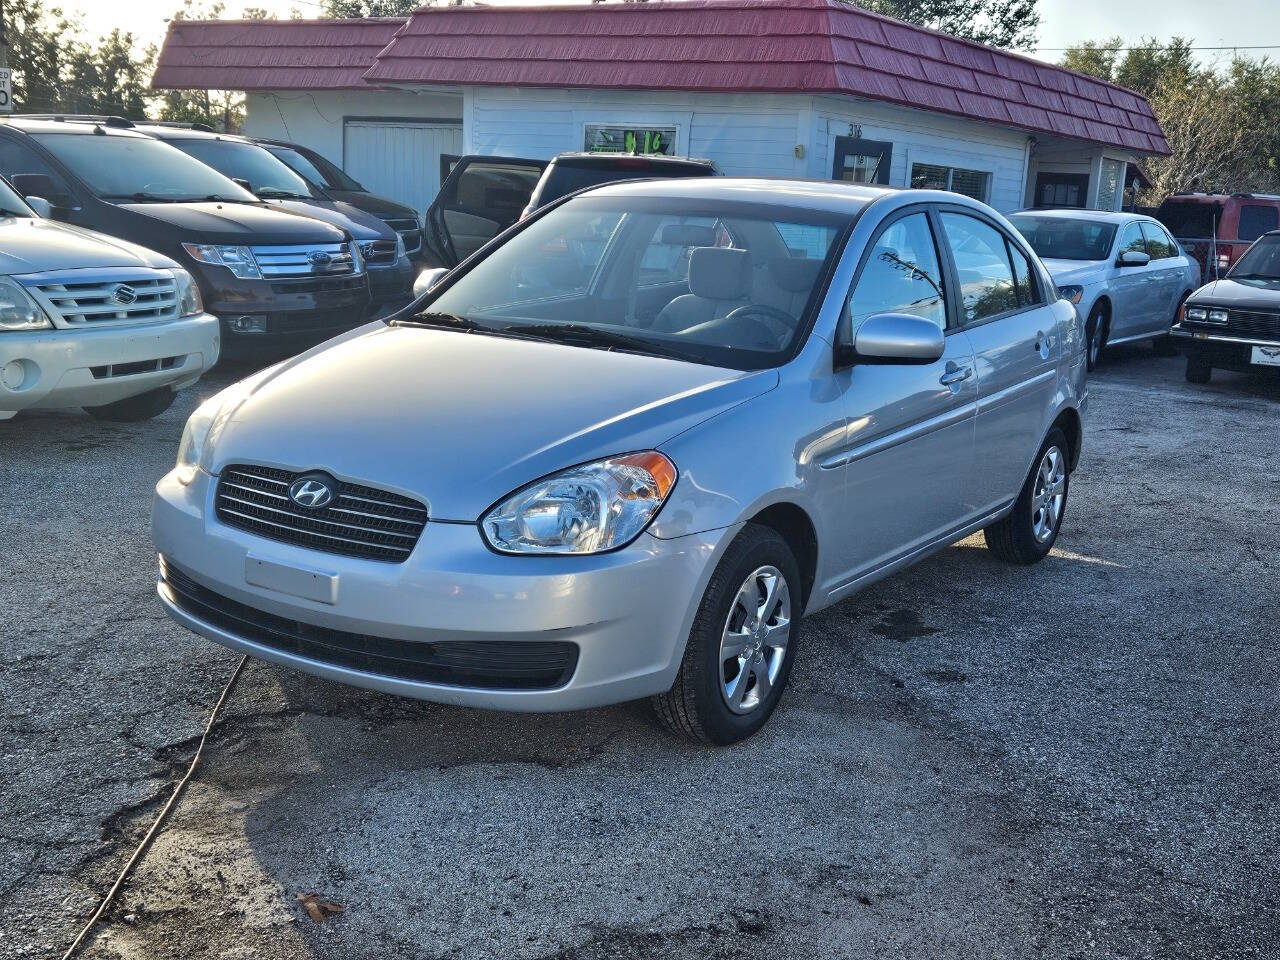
[1058,284,1084,306]
[0,276,52,331]
[174,376,264,484]
[173,269,204,318]
[481,451,678,555]
[181,243,262,280]
[1208,309,1229,323]
[1186,306,1207,321]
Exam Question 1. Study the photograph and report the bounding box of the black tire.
[983,428,1070,565]
[1185,357,1212,384]
[652,523,802,745]
[83,386,176,422]
[1084,303,1108,372]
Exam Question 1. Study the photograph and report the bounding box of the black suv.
[424,153,718,267]
[134,124,413,315]
[1174,230,1280,384]
[0,116,371,357]
[253,136,425,262]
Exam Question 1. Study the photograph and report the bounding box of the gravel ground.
[2,346,1278,960]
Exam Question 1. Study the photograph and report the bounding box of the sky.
[68,0,1280,65]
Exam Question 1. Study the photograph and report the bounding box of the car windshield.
[1009,215,1117,261]
[268,145,362,192]
[1228,235,1280,282]
[31,133,256,202]
[0,178,33,217]
[536,160,714,208]
[167,139,321,199]
[420,195,851,370]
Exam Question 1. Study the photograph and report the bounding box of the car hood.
[262,199,393,242]
[212,326,778,521]
[323,190,417,222]
[1039,258,1108,286]
[0,216,176,273]
[1189,278,1280,309]
[116,201,347,245]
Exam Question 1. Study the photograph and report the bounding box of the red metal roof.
[151,0,1169,155]
[151,18,405,91]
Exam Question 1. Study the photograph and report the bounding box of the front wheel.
[984,429,1070,565]
[652,524,801,745]
[83,386,176,422]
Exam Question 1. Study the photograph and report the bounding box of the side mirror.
[413,267,449,299]
[24,196,51,219]
[1118,250,1151,267]
[232,178,253,193]
[838,313,946,366]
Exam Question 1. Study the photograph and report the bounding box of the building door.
[1033,173,1089,209]
[342,120,463,214]
[831,137,892,185]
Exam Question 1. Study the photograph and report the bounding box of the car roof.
[580,177,906,215]
[133,124,252,144]
[1010,208,1147,225]
[551,152,714,167]
[0,117,153,138]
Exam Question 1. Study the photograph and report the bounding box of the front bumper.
[0,313,219,414]
[200,271,371,357]
[151,468,730,711]
[367,260,414,310]
[1171,324,1280,372]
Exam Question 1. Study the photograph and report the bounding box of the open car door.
[423,155,548,267]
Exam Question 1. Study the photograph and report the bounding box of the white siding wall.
[244,90,463,168]
[810,96,1030,213]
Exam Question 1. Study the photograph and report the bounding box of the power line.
[1035,44,1280,52]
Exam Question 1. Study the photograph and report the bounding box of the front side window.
[847,212,946,330]
[0,136,75,204]
[0,175,35,217]
[1118,222,1148,259]
[1009,214,1117,262]
[422,195,852,370]
[911,163,991,203]
[939,212,1018,323]
[1140,222,1178,260]
[169,139,320,199]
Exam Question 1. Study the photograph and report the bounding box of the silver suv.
[152,179,1086,745]
[0,177,218,421]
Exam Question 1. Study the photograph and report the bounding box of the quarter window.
[939,212,1019,323]
[846,212,947,330]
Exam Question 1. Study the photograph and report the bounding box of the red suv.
[1154,193,1280,281]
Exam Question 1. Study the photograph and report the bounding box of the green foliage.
[319,0,421,16]
[153,0,246,132]
[857,0,1040,52]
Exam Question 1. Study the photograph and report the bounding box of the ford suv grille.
[215,464,427,563]
[26,273,177,327]
[248,242,358,278]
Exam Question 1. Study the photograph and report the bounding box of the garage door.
[342,120,463,215]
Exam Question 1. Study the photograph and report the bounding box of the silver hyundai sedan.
[152,179,1086,745]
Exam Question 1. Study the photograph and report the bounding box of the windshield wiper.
[504,322,688,359]
[256,188,312,200]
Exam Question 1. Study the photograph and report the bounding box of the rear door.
[423,155,547,267]
[1138,221,1185,333]
[937,207,1058,516]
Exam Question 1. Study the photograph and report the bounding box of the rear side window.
[637,216,730,285]
[1140,222,1178,260]
[939,212,1019,323]
[1238,204,1279,243]
[847,212,947,330]
[1008,242,1039,307]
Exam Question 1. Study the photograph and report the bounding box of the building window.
[1096,158,1125,211]
[832,137,892,185]
[584,124,677,155]
[910,162,991,202]
[1034,172,1089,209]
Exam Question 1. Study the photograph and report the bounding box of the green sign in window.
[584,124,677,155]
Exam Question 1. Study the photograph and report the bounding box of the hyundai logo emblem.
[360,242,376,259]
[112,284,138,305]
[288,474,334,509]
[307,250,333,268]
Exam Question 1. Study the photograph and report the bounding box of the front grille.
[249,242,357,278]
[89,355,184,379]
[27,274,177,326]
[359,239,399,266]
[1223,309,1280,341]
[215,464,427,563]
[160,560,578,690]
[270,275,366,296]
[383,218,422,255]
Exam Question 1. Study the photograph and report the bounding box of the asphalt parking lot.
[2,347,1278,960]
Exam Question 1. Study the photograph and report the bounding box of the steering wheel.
[722,303,797,349]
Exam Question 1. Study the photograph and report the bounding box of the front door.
[936,208,1060,513]
[833,208,977,583]
[423,155,547,267]
[831,137,892,185]
[1110,221,1157,337]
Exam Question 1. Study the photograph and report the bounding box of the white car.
[0,179,219,421]
[1009,210,1201,370]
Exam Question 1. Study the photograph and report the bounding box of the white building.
[152,0,1169,217]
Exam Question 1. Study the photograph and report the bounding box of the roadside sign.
[0,69,11,114]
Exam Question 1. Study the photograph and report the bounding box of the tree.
[4,0,81,112]
[856,0,1041,51]
[320,0,420,15]
[153,0,245,131]
[65,30,155,118]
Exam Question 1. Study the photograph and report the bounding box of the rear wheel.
[653,524,801,745]
[1085,303,1108,372]
[984,428,1069,565]
[1185,357,1212,384]
[84,386,176,422]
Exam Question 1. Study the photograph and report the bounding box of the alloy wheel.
[1032,445,1066,543]
[719,565,791,715]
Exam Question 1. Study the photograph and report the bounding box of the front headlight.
[0,276,52,331]
[173,268,204,318]
[173,374,266,484]
[1058,284,1084,306]
[182,243,262,280]
[481,451,677,555]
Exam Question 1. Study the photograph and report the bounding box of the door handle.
[939,366,972,386]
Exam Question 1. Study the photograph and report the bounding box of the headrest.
[688,247,751,301]
[661,224,718,247]
[768,257,823,293]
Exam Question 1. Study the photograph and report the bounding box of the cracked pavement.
[1,347,1278,959]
